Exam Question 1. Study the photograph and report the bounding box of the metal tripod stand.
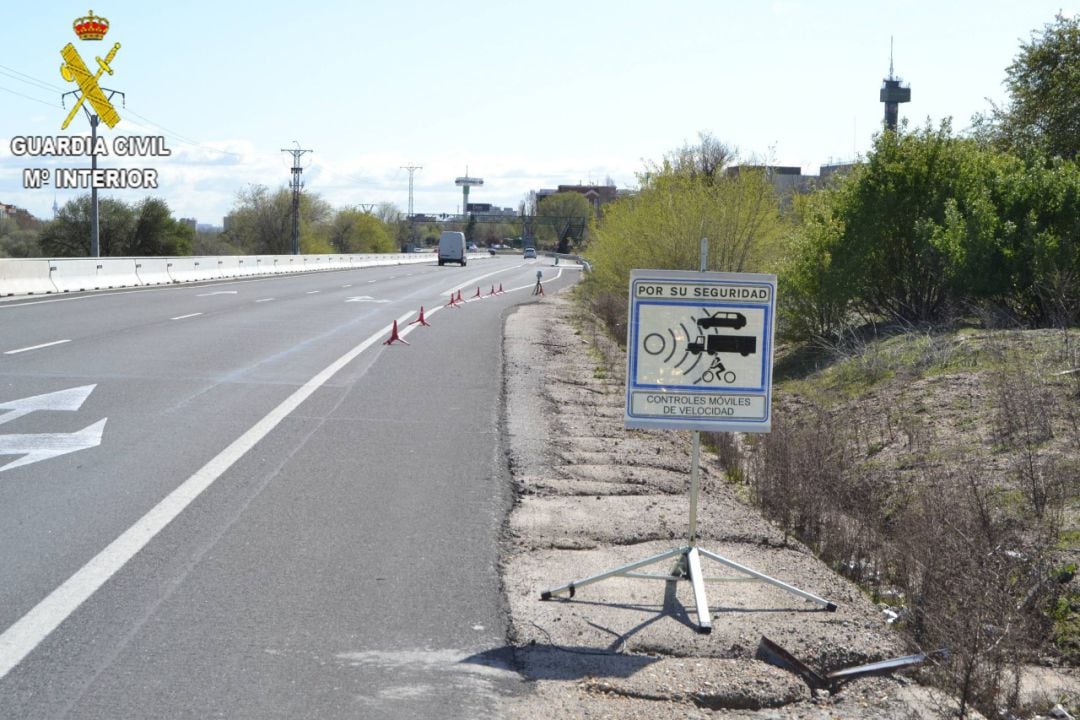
[539,433,837,634]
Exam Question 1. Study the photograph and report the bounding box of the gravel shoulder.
[498,288,953,719]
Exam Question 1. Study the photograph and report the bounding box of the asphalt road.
[0,254,579,719]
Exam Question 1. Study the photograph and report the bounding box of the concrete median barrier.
[0,251,451,297]
[166,258,216,283]
[235,257,259,277]
[0,259,57,296]
[51,258,140,292]
[135,258,172,286]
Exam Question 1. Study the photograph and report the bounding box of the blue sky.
[1,1,1076,227]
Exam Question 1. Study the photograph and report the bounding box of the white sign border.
[624,269,776,433]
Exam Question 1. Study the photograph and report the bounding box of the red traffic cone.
[383,319,409,345]
[409,306,431,326]
[446,292,460,308]
[497,283,505,294]
[473,286,482,299]
[488,285,497,296]
[456,289,463,303]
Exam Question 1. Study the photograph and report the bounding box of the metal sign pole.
[686,237,707,543]
[90,114,100,258]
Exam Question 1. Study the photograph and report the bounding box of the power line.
[0,63,63,93]
[0,84,62,109]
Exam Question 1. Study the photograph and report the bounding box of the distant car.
[696,311,747,331]
[523,247,537,259]
[467,243,478,251]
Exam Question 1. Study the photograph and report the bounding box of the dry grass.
[748,325,1080,718]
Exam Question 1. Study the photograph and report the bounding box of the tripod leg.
[686,548,712,634]
[540,546,688,600]
[697,548,837,611]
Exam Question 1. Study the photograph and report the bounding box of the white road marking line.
[255,298,274,303]
[0,310,416,681]
[170,313,203,321]
[306,291,320,295]
[196,291,238,297]
[3,339,71,355]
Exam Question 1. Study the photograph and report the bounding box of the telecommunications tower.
[879,38,911,131]
[454,168,483,215]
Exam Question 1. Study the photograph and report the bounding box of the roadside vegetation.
[578,13,1080,719]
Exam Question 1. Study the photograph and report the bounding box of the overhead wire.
[0,61,259,162]
[0,84,62,109]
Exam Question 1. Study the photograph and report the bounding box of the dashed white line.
[306,291,320,295]
[255,298,274,303]
[170,313,203,321]
[3,339,71,355]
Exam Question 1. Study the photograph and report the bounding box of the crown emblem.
[73,10,109,41]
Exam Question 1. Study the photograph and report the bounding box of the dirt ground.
[497,288,961,719]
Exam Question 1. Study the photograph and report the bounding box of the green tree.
[653,130,734,185]
[0,217,41,258]
[782,122,1080,334]
[223,185,288,254]
[223,185,332,255]
[991,13,1080,160]
[128,197,194,256]
[464,214,477,243]
[582,143,787,337]
[782,124,998,328]
[39,196,134,256]
[37,195,193,257]
[328,208,394,253]
[534,192,593,252]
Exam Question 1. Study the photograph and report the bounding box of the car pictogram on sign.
[695,310,746,331]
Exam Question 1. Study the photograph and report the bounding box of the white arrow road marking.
[0,419,106,473]
[195,291,238,297]
[0,384,96,427]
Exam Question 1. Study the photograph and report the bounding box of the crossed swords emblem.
[59,41,121,130]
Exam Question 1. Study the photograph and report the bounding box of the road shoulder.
[499,288,946,719]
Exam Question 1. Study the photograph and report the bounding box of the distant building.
[725,165,816,195]
[818,163,858,182]
[179,217,198,232]
[0,202,40,229]
[535,184,619,217]
[723,163,862,206]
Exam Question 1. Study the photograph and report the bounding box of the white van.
[438,231,467,267]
